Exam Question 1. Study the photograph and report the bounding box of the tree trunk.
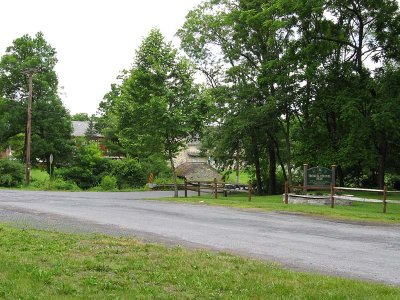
[271,134,287,181]
[166,137,178,197]
[236,150,240,185]
[169,154,179,198]
[284,116,293,187]
[250,132,263,195]
[337,165,345,187]
[268,140,277,195]
[46,157,51,175]
[377,139,387,189]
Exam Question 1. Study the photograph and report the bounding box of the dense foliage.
[99,29,208,196]
[0,32,72,173]
[2,2,399,193]
[177,0,400,193]
[0,159,24,187]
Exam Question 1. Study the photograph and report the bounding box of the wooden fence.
[284,182,400,213]
[150,178,254,201]
[183,178,253,200]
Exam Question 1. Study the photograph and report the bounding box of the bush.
[141,154,171,178]
[100,175,117,191]
[30,169,50,190]
[58,166,98,190]
[52,178,80,191]
[111,159,147,189]
[385,173,400,190]
[0,159,25,187]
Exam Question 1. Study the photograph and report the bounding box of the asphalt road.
[0,190,399,285]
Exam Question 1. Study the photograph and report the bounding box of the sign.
[148,173,154,184]
[49,154,54,165]
[307,167,332,186]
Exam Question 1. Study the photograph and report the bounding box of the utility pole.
[22,69,37,186]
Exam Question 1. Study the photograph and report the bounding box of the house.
[72,121,103,141]
[174,140,208,166]
[72,121,108,155]
[0,146,12,159]
[176,162,221,181]
[174,139,220,181]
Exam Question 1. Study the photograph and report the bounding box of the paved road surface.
[0,190,399,285]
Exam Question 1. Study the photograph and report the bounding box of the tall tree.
[0,32,72,173]
[72,113,90,121]
[114,29,208,196]
[180,0,400,191]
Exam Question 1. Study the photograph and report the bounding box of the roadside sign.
[148,173,154,183]
[307,167,332,186]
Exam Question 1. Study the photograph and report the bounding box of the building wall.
[174,144,207,167]
[0,147,12,159]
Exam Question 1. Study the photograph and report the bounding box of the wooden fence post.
[284,181,289,205]
[184,178,188,198]
[383,185,387,213]
[330,184,335,209]
[214,178,218,199]
[198,181,201,196]
[248,182,252,202]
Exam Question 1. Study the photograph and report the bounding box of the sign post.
[148,173,154,190]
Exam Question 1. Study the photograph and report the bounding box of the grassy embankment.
[0,224,399,299]
[1,169,147,192]
[154,191,400,224]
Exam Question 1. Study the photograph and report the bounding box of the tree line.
[176,0,400,193]
[100,0,400,194]
[1,0,400,194]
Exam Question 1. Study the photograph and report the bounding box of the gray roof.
[72,121,102,138]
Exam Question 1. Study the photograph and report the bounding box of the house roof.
[176,162,221,181]
[72,121,103,138]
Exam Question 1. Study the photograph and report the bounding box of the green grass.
[225,171,252,184]
[152,193,400,224]
[0,224,399,299]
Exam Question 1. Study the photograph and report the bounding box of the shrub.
[111,159,147,189]
[30,169,50,190]
[100,175,117,191]
[52,178,80,191]
[58,143,113,190]
[385,173,400,190]
[141,154,171,178]
[58,166,97,190]
[0,159,25,187]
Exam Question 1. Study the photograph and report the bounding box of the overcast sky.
[0,0,203,115]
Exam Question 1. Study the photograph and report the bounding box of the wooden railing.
[150,178,254,201]
[284,182,400,213]
[184,178,254,201]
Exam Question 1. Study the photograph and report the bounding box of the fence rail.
[149,178,254,201]
[184,178,253,201]
[284,182,400,213]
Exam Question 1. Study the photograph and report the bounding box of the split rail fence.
[284,182,400,213]
[151,178,255,201]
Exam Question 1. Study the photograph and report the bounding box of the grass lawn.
[0,224,399,299]
[152,193,400,224]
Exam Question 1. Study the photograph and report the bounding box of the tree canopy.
[99,29,209,196]
[178,0,400,192]
[0,32,72,171]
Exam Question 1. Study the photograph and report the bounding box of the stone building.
[174,140,220,181]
